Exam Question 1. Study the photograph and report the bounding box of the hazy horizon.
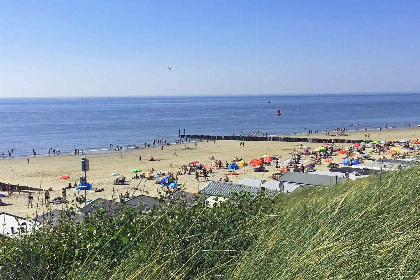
[1,1,420,98]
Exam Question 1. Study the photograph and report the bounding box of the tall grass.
[0,166,418,279]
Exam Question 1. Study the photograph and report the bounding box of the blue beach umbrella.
[343,158,351,166]
[169,182,178,189]
[76,182,92,190]
[228,163,239,170]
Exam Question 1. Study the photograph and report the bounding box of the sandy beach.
[1,127,419,218]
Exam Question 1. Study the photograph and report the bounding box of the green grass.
[0,166,419,280]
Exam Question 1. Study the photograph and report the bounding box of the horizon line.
[1,91,420,99]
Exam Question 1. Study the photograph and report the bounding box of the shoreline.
[2,126,419,160]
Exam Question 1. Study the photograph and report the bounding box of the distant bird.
[168,66,173,70]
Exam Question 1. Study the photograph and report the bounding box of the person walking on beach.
[45,190,50,204]
[28,192,33,208]
[62,188,67,201]
[27,158,29,164]
[139,155,141,162]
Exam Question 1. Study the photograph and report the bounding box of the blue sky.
[1,0,420,97]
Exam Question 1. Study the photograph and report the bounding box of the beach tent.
[228,163,239,170]
[343,158,351,166]
[76,182,92,190]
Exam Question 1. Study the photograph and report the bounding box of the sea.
[1,93,420,158]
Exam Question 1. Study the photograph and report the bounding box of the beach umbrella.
[305,163,315,168]
[147,155,153,158]
[59,175,70,180]
[263,154,270,158]
[352,159,361,165]
[405,147,414,150]
[264,156,273,162]
[413,141,420,144]
[324,158,333,162]
[169,182,178,189]
[191,161,199,164]
[390,147,398,152]
[159,176,169,186]
[318,146,326,151]
[228,162,239,170]
[284,159,292,166]
[237,160,247,167]
[131,168,142,173]
[250,159,263,166]
[353,143,361,147]
[399,140,407,143]
[203,164,212,169]
[343,158,351,166]
[0,194,6,198]
[76,182,92,190]
[338,150,346,154]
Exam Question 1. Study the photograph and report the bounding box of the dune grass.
[0,166,419,280]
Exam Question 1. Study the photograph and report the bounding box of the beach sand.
[1,127,419,218]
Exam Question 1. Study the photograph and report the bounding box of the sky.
[1,0,420,97]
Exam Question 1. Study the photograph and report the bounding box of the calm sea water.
[1,93,419,158]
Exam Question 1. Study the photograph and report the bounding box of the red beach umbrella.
[250,159,263,166]
[59,175,70,180]
[147,155,153,157]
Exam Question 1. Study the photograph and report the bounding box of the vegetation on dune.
[0,166,419,280]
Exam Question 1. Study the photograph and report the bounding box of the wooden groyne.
[0,182,43,193]
[180,134,364,144]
